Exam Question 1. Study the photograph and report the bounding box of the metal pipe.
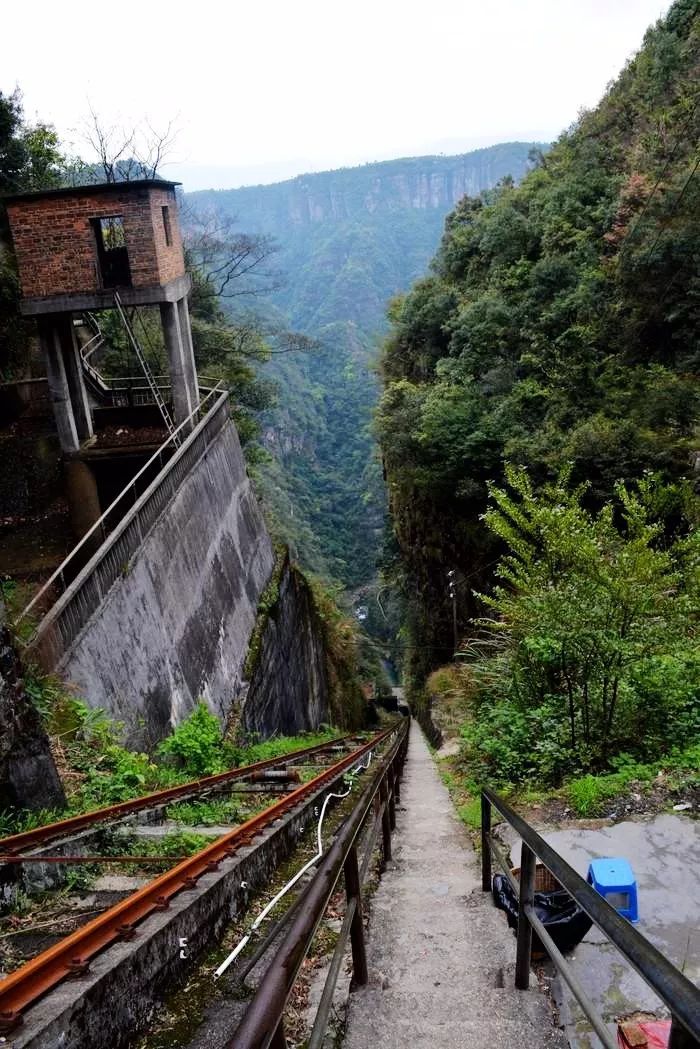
[481,793,492,892]
[307,897,358,1049]
[525,905,618,1049]
[344,844,368,986]
[515,841,536,989]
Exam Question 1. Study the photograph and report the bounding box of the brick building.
[2,179,199,547]
[5,180,187,310]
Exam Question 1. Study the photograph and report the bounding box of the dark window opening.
[161,205,173,247]
[92,215,131,288]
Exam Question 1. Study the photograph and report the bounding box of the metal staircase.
[112,292,180,445]
[76,313,112,401]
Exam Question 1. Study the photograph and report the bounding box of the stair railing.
[481,787,700,1049]
[13,384,225,640]
[112,291,179,443]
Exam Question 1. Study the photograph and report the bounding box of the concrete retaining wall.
[44,407,275,746]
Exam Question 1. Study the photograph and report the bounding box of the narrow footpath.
[344,723,564,1049]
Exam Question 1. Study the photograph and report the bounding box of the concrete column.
[177,295,200,412]
[58,316,93,444]
[64,458,102,547]
[38,316,80,454]
[160,300,194,427]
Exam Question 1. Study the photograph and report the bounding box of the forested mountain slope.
[186,145,543,588]
[377,0,699,690]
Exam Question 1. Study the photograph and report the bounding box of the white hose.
[213,750,373,980]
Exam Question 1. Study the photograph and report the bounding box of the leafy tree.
[459,467,699,783]
[0,90,65,378]
[378,0,700,707]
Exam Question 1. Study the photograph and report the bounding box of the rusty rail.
[0,727,397,1033]
[229,718,410,1049]
[0,734,351,856]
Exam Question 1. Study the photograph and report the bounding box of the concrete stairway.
[343,725,565,1049]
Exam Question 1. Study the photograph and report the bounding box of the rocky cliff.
[242,557,329,736]
[186,144,545,588]
[0,598,65,810]
[188,145,545,232]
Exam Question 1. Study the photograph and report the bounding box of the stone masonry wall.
[6,183,185,300]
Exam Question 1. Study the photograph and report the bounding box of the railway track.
[0,733,358,857]
[0,725,399,1041]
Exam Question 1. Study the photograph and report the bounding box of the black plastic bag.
[492,873,592,954]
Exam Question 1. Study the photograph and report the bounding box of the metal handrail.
[481,787,700,1049]
[13,385,225,636]
[229,719,410,1049]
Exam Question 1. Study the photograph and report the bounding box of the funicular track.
[0,725,401,1041]
[0,734,357,857]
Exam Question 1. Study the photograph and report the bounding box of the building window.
[99,215,126,249]
[92,214,131,288]
[162,205,173,246]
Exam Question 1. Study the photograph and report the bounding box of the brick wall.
[6,184,186,301]
[148,187,186,285]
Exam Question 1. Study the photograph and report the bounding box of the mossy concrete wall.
[55,417,275,747]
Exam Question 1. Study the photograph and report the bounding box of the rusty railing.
[0,728,397,1033]
[229,717,410,1049]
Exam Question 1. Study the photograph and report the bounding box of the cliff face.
[188,145,545,233]
[242,560,329,737]
[0,599,65,811]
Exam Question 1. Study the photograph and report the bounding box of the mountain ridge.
[187,143,547,229]
[184,142,546,587]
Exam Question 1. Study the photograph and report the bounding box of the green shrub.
[156,702,225,776]
[567,774,626,816]
[459,468,700,784]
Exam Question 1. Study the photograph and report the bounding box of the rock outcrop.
[0,599,65,811]
[242,558,329,737]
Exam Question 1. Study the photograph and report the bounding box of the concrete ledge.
[19,274,192,316]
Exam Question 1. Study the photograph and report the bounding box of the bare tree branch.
[182,205,284,298]
[79,106,178,182]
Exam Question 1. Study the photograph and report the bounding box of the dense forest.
[186,146,544,591]
[378,0,699,779]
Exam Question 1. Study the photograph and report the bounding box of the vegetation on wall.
[0,672,340,836]
[378,0,700,746]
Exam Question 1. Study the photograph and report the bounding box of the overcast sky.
[3,0,672,191]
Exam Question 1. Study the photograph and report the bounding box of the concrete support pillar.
[64,458,102,547]
[58,316,93,445]
[38,316,80,454]
[160,300,197,429]
[177,294,199,413]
